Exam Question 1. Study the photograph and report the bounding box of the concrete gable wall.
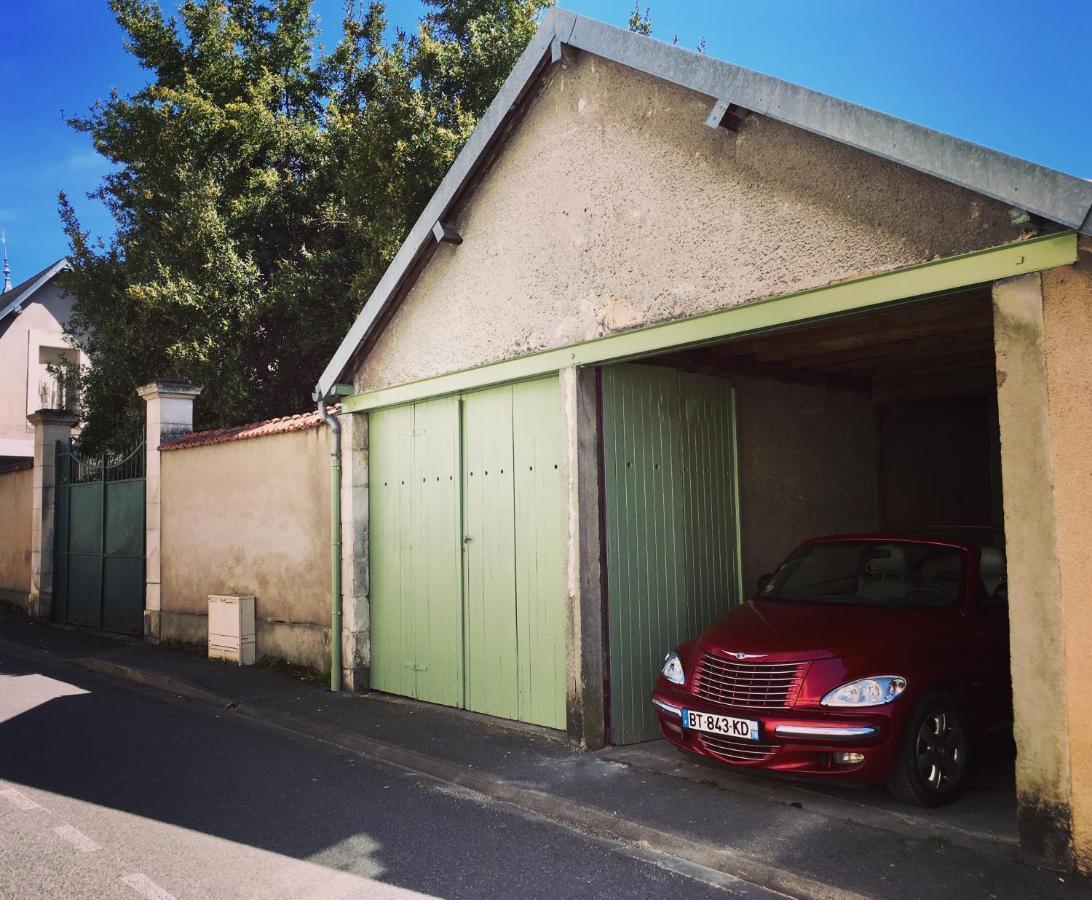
[356,53,1017,391]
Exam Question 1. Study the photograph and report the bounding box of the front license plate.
[681,709,760,741]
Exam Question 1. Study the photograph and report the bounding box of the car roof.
[799,533,979,552]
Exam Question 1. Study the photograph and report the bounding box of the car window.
[977,546,1008,609]
[760,541,965,609]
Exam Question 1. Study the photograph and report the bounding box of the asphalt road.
[0,649,776,900]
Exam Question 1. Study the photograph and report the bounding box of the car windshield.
[760,541,965,609]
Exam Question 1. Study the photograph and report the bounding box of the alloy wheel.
[915,709,965,792]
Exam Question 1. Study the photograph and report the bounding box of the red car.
[651,530,1009,805]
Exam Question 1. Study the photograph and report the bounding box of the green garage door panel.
[462,385,519,720]
[369,397,463,707]
[461,378,566,729]
[511,379,566,730]
[369,377,566,730]
[602,364,742,744]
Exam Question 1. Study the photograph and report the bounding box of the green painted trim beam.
[342,232,1076,413]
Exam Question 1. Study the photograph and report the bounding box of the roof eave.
[0,257,72,323]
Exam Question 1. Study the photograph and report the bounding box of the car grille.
[697,732,779,764]
[694,654,809,709]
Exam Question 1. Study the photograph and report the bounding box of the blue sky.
[1,0,1088,280]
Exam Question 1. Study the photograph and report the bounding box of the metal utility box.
[208,594,256,665]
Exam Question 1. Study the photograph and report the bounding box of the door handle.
[463,535,472,544]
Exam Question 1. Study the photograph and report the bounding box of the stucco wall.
[0,281,78,458]
[1041,250,1092,872]
[0,466,32,604]
[735,377,878,593]
[159,427,331,670]
[356,52,1015,392]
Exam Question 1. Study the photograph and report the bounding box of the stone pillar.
[993,271,1074,871]
[1038,248,1092,875]
[138,380,202,643]
[560,366,606,749]
[339,410,370,692]
[26,409,79,619]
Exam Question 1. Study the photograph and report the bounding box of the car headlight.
[660,652,685,686]
[821,676,907,707]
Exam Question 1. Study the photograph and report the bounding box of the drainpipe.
[316,395,342,692]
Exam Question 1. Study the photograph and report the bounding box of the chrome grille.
[694,654,808,709]
[697,732,779,764]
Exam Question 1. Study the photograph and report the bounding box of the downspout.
[317,396,342,692]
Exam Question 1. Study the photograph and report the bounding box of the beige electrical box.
[208,594,256,665]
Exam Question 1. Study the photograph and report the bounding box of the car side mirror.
[756,573,772,592]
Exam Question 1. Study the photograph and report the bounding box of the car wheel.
[886,692,969,807]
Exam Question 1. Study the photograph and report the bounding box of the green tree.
[61,0,551,450]
[627,1,651,35]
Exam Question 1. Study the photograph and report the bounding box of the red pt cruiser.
[651,531,1010,805]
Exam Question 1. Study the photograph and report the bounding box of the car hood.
[696,600,950,662]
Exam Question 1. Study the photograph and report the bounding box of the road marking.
[53,824,101,852]
[0,787,44,811]
[121,874,177,900]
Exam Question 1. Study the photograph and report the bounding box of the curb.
[76,658,233,707]
[1,638,861,900]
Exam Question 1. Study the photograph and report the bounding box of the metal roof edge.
[315,7,1091,396]
[0,257,71,324]
[562,14,1092,232]
[315,13,563,398]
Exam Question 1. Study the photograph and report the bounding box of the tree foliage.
[626,1,651,35]
[61,0,551,449]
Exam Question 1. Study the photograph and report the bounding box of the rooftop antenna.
[1,232,10,293]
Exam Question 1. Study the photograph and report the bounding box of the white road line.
[0,787,44,811]
[121,873,178,900]
[53,824,101,852]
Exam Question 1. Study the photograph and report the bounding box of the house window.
[32,345,80,412]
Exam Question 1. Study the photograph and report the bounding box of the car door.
[966,581,1012,741]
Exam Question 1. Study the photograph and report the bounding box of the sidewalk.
[0,610,1086,900]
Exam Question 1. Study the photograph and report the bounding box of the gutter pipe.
[317,395,342,692]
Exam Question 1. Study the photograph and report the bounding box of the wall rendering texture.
[159,426,331,670]
[1042,250,1092,873]
[0,465,32,605]
[356,52,1016,392]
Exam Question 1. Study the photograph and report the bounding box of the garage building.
[315,10,1092,874]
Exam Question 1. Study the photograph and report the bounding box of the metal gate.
[53,438,146,636]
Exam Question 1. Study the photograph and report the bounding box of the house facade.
[315,11,1092,873]
[0,257,81,466]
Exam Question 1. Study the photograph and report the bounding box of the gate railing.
[57,437,145,486]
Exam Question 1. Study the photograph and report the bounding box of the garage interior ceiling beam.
[671,294,994,377]
[341,232,1076,413]
[730,295,989,358]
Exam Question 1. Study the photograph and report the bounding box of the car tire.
[886,692,969,807]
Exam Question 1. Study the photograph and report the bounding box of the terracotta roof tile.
[160,404,340,451]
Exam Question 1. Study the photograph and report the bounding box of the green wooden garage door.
[602,364,743,744]
[369,377,566,730]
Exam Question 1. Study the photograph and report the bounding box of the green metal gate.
[53,438,146,636]
[601,364,743,744]
[369,376,566,730]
